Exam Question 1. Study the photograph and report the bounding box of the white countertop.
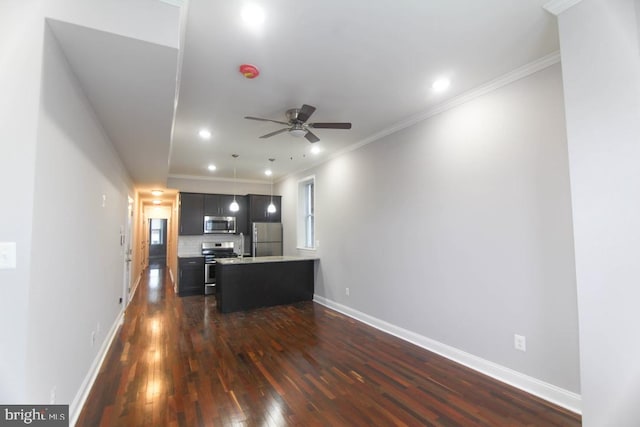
[216,255,319,265]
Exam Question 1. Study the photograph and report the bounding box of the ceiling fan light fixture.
[289,128,307,138]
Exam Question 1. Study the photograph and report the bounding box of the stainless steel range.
[202,241,238,295]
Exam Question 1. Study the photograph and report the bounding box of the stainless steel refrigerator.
[252,222,283,257]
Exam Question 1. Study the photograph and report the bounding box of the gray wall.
[0,0,180,416]
[280,63,581,394]
[0,0,44,402]
[558,0,640,425]
[23,25,134,409]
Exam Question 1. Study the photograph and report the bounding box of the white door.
[122,197,134,307]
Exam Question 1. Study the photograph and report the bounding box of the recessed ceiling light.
[241,3,265,28]
[153,200,161,205]
[199,128,212,140]
[432,78,451,92]
[208,164,217,171]
[265,169,272,176]
[151,190,163,196]
[310,146,321,155]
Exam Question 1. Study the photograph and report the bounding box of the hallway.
[76,268,581,426]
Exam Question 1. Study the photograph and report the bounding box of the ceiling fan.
[244,104,352,143]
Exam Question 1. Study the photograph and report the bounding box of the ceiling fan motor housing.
[245,104,350,143]
[286,108,303,122]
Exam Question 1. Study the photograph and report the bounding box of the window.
[297,176,315,249]
[150,218,164,245]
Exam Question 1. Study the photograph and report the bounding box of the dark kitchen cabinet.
[179,193,204,235]
[205,194,248,234]
[178,257,204,296]
[216,259,314,313]
[248,194,281,224]
[204,194,236,217]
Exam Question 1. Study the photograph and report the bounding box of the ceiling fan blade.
[245,116,290,126]
[259,128,289,139]
[308,122,352,129]
[305,131,320,143]
[297,104,316,123]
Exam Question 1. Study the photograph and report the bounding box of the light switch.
[0,242,17,269]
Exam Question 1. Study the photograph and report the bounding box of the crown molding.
[283,50,561,181]
[543,0,584,15]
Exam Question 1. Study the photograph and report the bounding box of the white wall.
[557,0,640,425]
[168,176,276,196]
[25,24,134,410]
[0,0,45,403]
[0,0,181,414]
[280,64,581,399]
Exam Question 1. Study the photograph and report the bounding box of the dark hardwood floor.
[76,267,581,426]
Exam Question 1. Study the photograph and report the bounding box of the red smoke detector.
[239,64,260,79]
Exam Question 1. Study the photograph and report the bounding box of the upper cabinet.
[179,192,276,235]
[179,192,204,235]
[204,194,236,217]
[248,194,281,223]
[205,194,248,234]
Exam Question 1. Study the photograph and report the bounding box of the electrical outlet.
[49,386,56,404]
[514,334,526,352]
[345,287,350,296]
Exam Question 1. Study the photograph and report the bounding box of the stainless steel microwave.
[204,216,236,234]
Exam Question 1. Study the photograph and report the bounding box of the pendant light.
[229,154,240,212]
[267,158,276,214]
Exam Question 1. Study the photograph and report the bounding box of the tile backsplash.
[178,234,249,256]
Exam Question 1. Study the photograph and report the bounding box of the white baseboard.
[128,272,143,306]
[313,295,581,415]
[69,310,124,426]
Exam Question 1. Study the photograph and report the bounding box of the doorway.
[122,196,134,307]
[148,218,167,267]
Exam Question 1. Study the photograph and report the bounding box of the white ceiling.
[49,0,559,187]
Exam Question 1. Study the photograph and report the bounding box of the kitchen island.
[215,256,317,313]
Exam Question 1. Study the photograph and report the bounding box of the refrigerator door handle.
[252,224,257,257]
